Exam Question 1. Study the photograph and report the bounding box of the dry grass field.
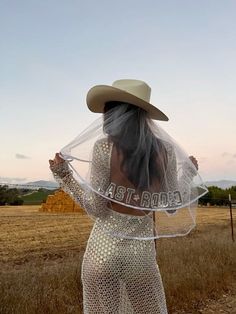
[0,205,235,314]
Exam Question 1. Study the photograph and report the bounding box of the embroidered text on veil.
[96,180,186,208]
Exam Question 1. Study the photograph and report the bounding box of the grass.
[0,205,235,313]
[159,223,236,312]
[0,254,84,314]
[20,190,56,205]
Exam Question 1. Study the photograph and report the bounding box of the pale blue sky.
[0,0,236,184]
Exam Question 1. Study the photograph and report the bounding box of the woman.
[49,79,205,313]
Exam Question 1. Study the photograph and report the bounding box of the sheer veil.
[58,102,208,239]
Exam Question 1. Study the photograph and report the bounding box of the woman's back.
[104,101,168,217]
[109,139,167,216]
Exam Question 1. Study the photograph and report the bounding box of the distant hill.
[205,180,236,189]
[0,180,59,190]
[25,180,59,190]
[2,178,236,191]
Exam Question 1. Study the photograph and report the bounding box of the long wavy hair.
[103,101,168,190]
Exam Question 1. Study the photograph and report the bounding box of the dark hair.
[103,101,168,190]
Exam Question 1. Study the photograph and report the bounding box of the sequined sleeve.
[167,145,196,185]
[49,140,110,219]
[165,144,196,214]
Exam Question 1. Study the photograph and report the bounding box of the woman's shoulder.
[94,137,113,153]
[92,137,113,167]
[94,137,108,146]
[155,138,174,157]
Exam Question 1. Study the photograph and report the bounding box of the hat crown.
[86,78,168,121]
[112,79,151,103]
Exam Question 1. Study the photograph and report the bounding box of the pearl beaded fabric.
[81,218,168,313]
[50,139,169,313]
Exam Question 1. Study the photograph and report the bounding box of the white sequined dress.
[51,138,168,314]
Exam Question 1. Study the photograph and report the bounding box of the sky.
[0,0,236,185]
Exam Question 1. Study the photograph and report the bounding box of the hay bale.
[74,203,83,212]
[40,189,84,213]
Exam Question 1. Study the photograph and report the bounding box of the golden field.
[0,205,235,314]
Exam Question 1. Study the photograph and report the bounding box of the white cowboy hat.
[86,79,169,121]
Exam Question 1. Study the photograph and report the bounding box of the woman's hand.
[189,155,198,170]
[49,153,65,169]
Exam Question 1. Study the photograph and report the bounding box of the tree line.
[199,185,236,206]
[0,185,24,205]
[0,184,236,207]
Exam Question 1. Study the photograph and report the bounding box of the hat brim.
[86,85,169,121]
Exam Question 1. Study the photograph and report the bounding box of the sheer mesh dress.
[51,138,168,314]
